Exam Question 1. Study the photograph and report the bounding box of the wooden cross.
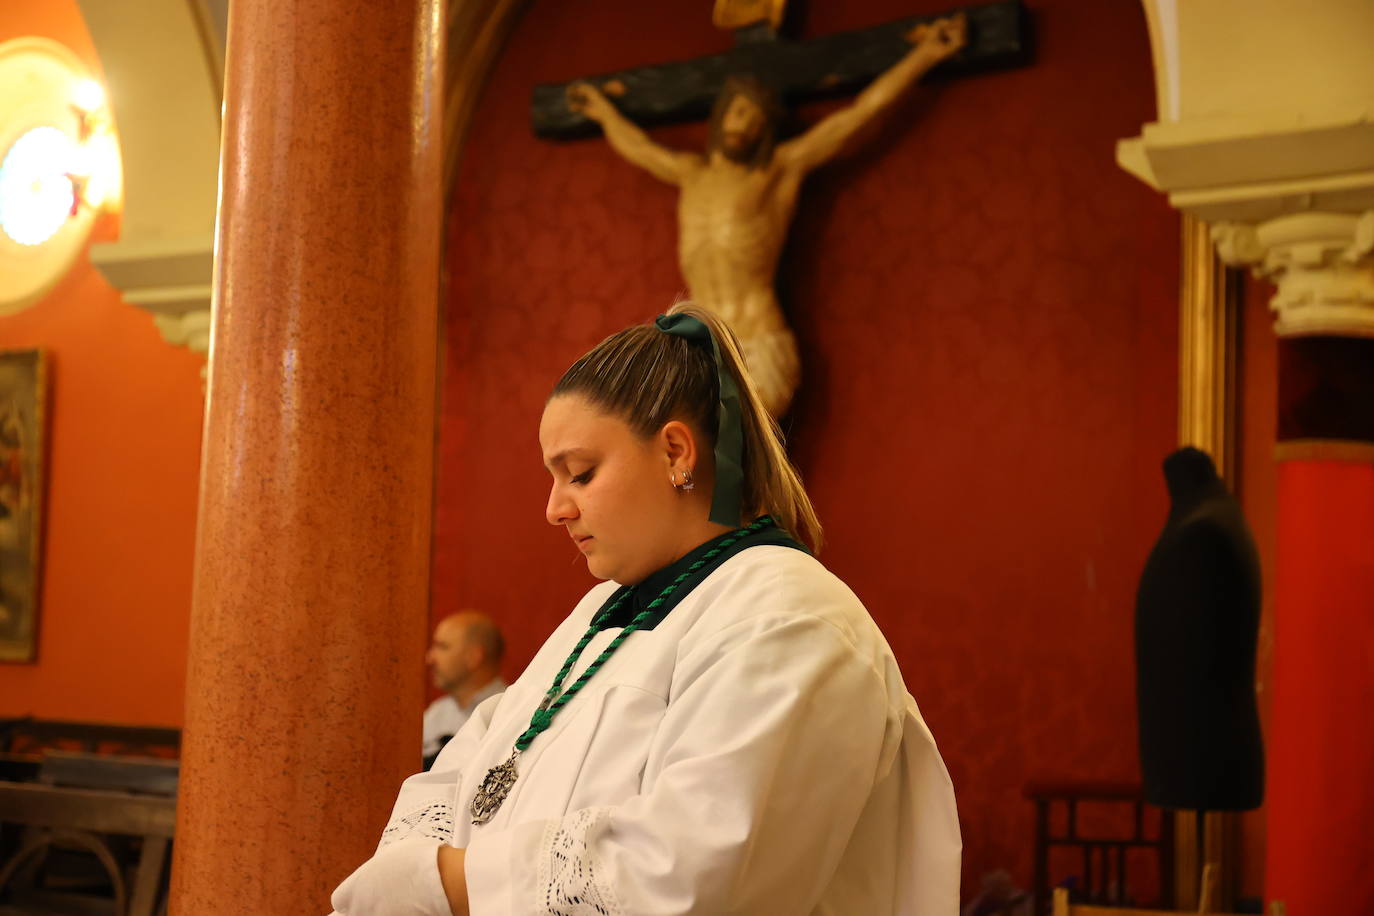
[530,0,1031,139]
[526,1,1032,417]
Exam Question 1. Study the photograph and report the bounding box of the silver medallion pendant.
[470,748,520,825]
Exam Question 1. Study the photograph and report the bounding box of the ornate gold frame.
[0,349,48,663]
[1173,213,1244,910]
[1178,214,1240,482]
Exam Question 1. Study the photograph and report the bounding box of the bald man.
[422,612,507,770]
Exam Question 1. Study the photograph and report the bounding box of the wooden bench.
[0,720,180,916]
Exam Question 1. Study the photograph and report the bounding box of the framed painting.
[0,349,46,662]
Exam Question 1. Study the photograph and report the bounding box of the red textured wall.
[435,0,1179,896]
[1236,275,1277,901]
[0,1,204,726]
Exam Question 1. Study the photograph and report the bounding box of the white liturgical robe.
[330,543,960,915]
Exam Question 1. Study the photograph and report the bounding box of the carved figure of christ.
[567,13,967,417]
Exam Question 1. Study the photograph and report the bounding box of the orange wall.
[0,0,204,727]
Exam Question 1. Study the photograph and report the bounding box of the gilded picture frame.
[0,349,47,662]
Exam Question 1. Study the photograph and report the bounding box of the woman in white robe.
[329,304,960,915]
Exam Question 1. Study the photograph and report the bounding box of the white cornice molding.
[76,0,222,364]
[1122,1,1374,337]
[88,235,213,349]
[152,307,212,355]
[1117,105,1374,223]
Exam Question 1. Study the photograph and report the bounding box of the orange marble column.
[168,0,443,911]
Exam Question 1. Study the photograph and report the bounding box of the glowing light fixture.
[0,126,78,246]
[71,77,105,113]
[0,67,119,247]
[0,37,124,314]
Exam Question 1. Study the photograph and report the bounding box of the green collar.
[594,520,808,632]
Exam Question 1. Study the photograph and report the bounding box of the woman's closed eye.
[570,469,595,485]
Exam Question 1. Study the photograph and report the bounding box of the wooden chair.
[1024,780,1175,911]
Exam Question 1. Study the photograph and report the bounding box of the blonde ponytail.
[664,303,821,551]
[551,302,822,551]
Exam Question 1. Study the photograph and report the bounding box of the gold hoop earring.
[673,468,695,492]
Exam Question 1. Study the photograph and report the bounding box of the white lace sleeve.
[378,800,456,850]
[535,808,622,916]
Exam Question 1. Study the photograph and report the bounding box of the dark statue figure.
[1135,447,1264,811]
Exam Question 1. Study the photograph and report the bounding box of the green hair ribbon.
[654,313,744,528]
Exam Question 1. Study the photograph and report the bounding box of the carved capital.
[1210,222,1265,266]
[1212,212,1374,338]
[1347,211,1374,263]
[152,309,212,355]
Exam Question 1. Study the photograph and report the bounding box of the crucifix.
[532,1,1030,417]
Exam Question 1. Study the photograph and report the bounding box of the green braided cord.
[514,517,774,751]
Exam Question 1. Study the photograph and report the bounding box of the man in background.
[422,611,506,771]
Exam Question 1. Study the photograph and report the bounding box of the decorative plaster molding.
[1117,108,1374,224]
[1209,222,1264,266]
[76,0,221,365]
[1348,210,1374,262]
[1212,211,1374,338]
[152,308,212,355]
[89,235,214,347]
[1122,1,1374,341]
